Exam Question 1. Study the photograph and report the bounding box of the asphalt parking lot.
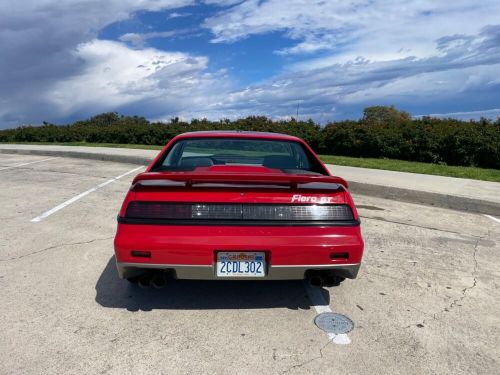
[1,154,499,375]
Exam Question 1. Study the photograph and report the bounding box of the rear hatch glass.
[153,138,326,175]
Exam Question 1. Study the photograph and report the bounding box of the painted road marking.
[484,214,500,224]
[30,166,143,223]
[303,281,351,345]
[0,157,56,171]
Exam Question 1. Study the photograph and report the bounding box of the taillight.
[126,202,193,219]
[242,204,353,221]
[125,202,354,221]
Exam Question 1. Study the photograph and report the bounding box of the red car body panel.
[115,225,363,265]
[114,131,364,282]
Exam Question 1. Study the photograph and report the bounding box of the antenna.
[296,100,300,120]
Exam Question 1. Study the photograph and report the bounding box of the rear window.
[153,137,326,174]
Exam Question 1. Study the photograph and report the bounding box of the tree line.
[1,106,499,169]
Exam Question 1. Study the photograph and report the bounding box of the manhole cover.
[314,312,354,334]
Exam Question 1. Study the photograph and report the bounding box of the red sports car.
[114,131,364,288]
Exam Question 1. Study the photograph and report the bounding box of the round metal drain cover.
[314,312,354,334]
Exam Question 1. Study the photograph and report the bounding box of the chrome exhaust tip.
[309,275,324,287]
[138,275,151,288]
[150,273,166,289]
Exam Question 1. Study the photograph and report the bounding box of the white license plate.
[216,252,266,277]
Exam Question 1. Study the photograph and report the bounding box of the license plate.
[216,252,266,277]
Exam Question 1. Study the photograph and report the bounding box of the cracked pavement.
[0,154,499,375]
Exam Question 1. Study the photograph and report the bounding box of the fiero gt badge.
[291,194,335,204]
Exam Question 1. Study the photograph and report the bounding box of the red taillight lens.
[126,202,192,219]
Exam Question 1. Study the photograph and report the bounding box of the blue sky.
[100,6,295,85]
[1,0,500,128]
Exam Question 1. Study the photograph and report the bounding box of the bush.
[0,108,498,169]
[319,116,500,168]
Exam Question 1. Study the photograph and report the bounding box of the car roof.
[173,130,302,142]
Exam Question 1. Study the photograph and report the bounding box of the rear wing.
[131,172,348,190]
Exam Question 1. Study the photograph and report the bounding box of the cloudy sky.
[1,0,500,128]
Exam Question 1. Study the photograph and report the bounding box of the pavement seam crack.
[0,236,113,262]
[6,166,113,179]
[360,215,480,237]
[281,339,332,374]
[36,169,113,178]
[444,237,480,313]
[405,234,483,329]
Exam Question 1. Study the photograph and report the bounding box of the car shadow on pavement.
[95,256,330,311]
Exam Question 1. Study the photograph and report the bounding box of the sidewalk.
[328,164,499,215]
[0,144,157,165]
[1,144,499,215]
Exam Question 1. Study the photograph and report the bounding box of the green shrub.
[320,116,499,168]
[1,108,498,169]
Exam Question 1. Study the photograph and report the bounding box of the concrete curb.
[0,148,151,166]
[348,181,499,216]
[2,147,499,216]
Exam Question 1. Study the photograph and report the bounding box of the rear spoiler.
[131,172,348,189]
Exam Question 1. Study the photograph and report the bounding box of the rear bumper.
[114,224,364,280]
[116,261,361,280]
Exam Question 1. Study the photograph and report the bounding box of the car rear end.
[114,132,364,287]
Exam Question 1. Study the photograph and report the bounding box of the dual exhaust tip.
[307,271,345,288]
[136,271,172,289]
[134,270,342,288]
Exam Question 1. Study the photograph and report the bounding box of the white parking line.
[484,214,500,224]
[30,166,143,223]
[0,157,56,171]
[303,282,351,345]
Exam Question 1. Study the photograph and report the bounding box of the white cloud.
[418,109,500,120]
[167,11,192,19]
[203,0,243,6]
[42,40,232,120]
[119,29,193,47]
[190,25,500,121]
[0,0,195,125]
[204,0,500,60]
[1,0,500,126]
[49,40,191,112]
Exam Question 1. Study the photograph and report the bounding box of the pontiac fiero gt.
[114,131,364,288]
